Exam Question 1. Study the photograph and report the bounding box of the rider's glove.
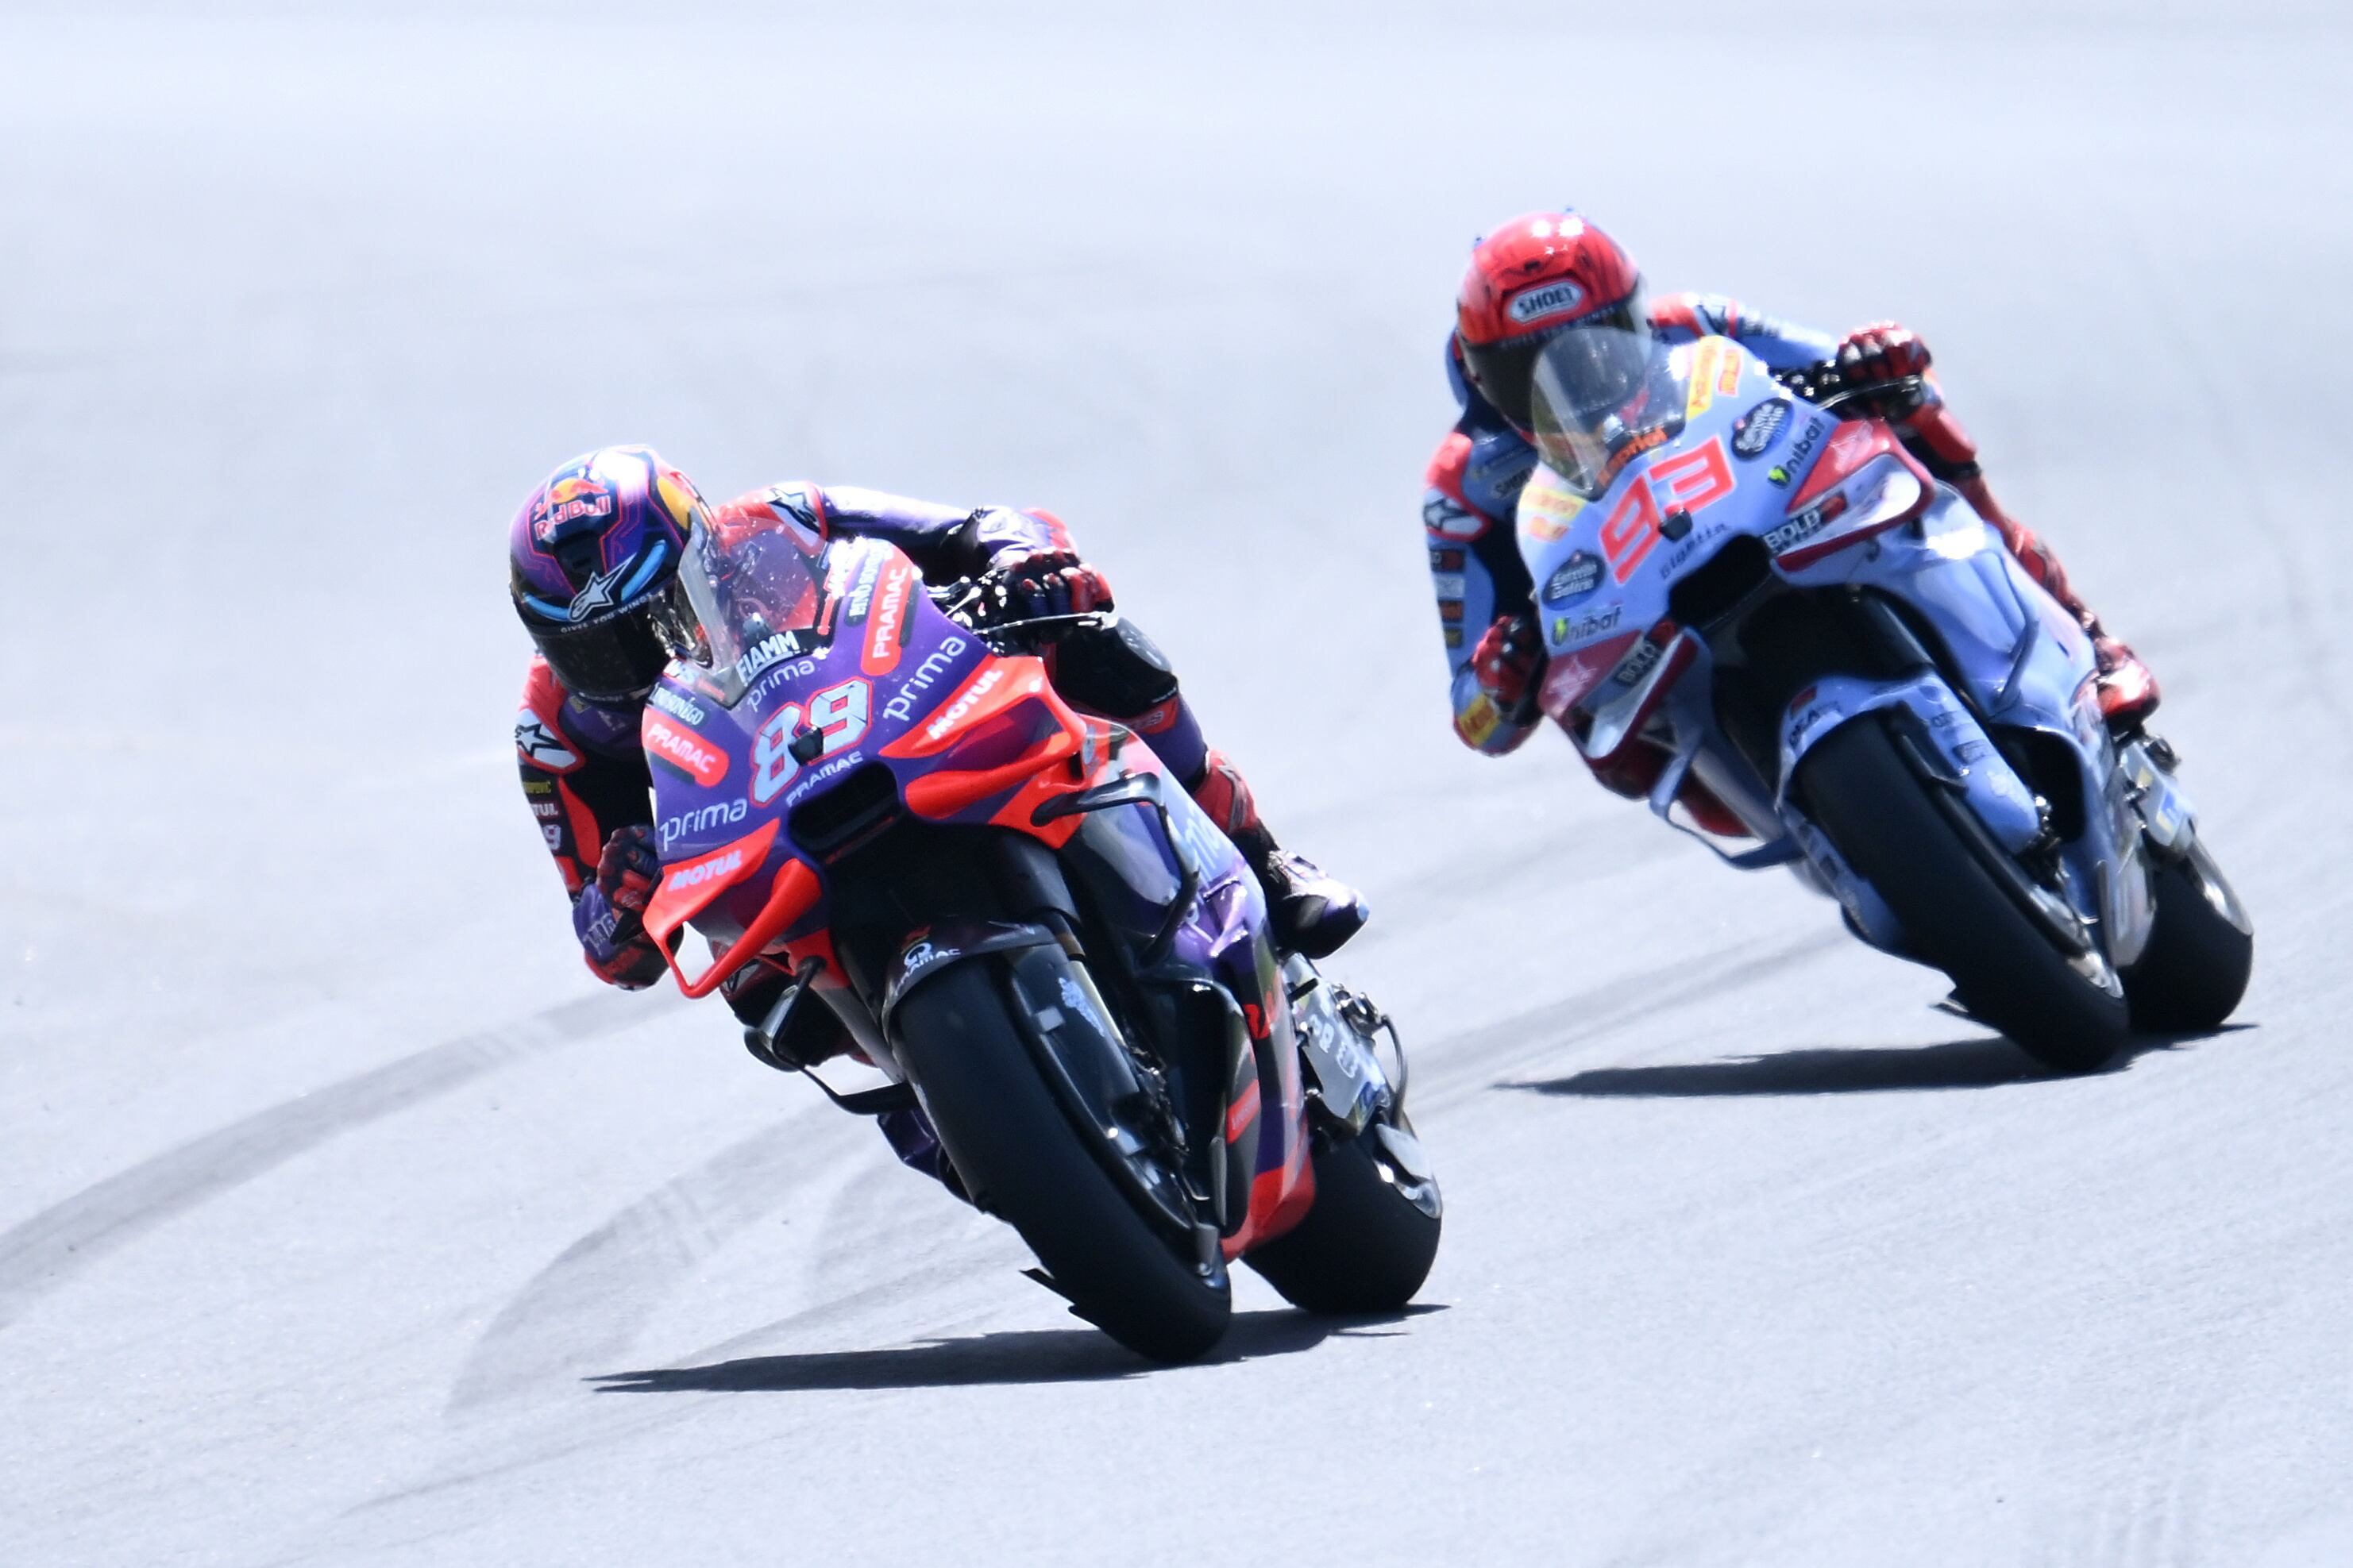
[596,824,661,917]
[1470,614,1544,722]
[980,549,1115,621]
[1834,322,1932,414]
[577,825,665,989]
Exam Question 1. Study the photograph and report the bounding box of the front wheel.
[1246,1117,1441,1315]
[1798,715,2131,1073]
[892,959,1231,1363]
[2124,838,2254,1033]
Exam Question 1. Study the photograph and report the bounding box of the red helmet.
[1455,211,1646,432]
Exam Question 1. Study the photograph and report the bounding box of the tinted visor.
[521,576,701,703]
[1460,289,1649,433]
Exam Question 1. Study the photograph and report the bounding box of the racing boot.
[1189,749,1368,958]
[1893,396,2161,731]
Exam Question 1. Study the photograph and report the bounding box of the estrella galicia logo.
[1730,399,1791,460]
[1541,550,1603,605]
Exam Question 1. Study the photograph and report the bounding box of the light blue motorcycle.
[1514,329,2252,1072]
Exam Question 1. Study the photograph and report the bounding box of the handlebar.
[1771,363,1928,415]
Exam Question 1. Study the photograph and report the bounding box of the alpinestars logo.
[515,715,578,770]
[568,560,631,622]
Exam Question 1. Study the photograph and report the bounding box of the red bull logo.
[534,474,616,537]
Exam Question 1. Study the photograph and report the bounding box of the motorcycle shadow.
[1502,1026,2248,1100]
[588,1304,1444,1394]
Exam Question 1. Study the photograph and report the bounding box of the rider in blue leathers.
[1428,212,2160,807]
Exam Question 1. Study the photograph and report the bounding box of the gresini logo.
[1506,279,1584,325]
[567,560,631,621]
[925,665,1005,741]
[883,637,970,722]
[660,797,747,850]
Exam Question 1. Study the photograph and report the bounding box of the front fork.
[1281,955,1441,1218]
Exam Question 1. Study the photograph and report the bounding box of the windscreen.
[1526,321,1683,497]
[673,518,828,707]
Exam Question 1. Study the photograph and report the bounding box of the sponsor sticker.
[862,561,916,675]
[1541,550,1603,604]
[735,630,806,687]
[881,635,971,723]
[1767,414,1828,486]
[1550,605,1624,645]
[1763,492,1850,555]
[659,796,748,851]
[925,665,1006,742]
[1422,491,1487,541]
[1731,398,1790,458]
[1506,279,1585,326]
[647,684,707,726]
[515,715,579,771]
[643,715,729,788]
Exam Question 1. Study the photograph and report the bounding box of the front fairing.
[642,535,992,951]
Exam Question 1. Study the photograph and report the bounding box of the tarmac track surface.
[5,4,2351,1562]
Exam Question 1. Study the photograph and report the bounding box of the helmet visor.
[521,574,701,703]
[1527,300,1678,495]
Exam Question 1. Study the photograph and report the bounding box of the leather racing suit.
[1425,292,2154,775]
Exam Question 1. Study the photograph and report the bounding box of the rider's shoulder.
[1649,290,1742,341]
[517,655,640,770]
[712,481,828,540]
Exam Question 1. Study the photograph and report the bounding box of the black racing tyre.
[1797,715,2131,1073]
[2124,840,2254,1034]
[892,960,1231,1363]
[1245,1122,1441,1316]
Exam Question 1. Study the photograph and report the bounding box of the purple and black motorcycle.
[634,518,1441,1362]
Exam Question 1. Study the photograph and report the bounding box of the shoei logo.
[1506,279,1584,326]
[924,665,1006,742]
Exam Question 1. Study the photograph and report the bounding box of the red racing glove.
[1835,321,1933,413]
[982,549,1114,620]
[1471,614,1544,721]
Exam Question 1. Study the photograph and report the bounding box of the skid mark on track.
[1417,929,1849,1109]
[0,991,673,1332]
[447,1102,872,1412]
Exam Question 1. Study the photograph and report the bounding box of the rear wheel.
[1798,715,2131,1073]
[1246,1117,1441,1315]
[893,960,1231,1363]
[2124,838,2254,1033]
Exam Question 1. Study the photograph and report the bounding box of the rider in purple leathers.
[1428,210,2161,798]
[510,449,1365,1183]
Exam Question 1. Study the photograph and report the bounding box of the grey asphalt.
[5,3,2351,1562]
